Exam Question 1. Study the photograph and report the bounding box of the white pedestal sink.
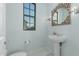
[49,35,66,43]
[49,34,66,56]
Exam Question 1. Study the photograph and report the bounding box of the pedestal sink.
[49,35,66,43]
[49,34,66,56]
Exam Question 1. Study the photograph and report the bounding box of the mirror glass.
[52,3,71,26]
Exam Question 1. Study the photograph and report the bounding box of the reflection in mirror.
[57,8,69,24]
[51,3,71,26]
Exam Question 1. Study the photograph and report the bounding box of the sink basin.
[49,35,66,43]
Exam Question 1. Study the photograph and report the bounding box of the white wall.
[48,3,79,56]
[0,3,5,37]
[0,4,3,36]
[6,3,48,55]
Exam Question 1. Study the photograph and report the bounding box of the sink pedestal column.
[49,35,66,56]
[53,42,60,56]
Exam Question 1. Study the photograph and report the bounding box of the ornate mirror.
[51,3,71,26]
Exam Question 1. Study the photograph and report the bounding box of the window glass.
[24,9,29,15]
[23,3,36,30]
[30,24,34,28]
[30,17,34,24]
[30,10,34,16]
[30,4,34,10]
[24,3,29,8]
[24,16,29,23]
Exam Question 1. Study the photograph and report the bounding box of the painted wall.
[0,3,5,37]
[48,3,79,56]
[6,3,48,55]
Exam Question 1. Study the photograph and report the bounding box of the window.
[23,3,36,30]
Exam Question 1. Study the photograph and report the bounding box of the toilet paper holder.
[24,40,30,44]
[4,41,6,45]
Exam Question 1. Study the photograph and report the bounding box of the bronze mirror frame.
[51,3,71,26]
